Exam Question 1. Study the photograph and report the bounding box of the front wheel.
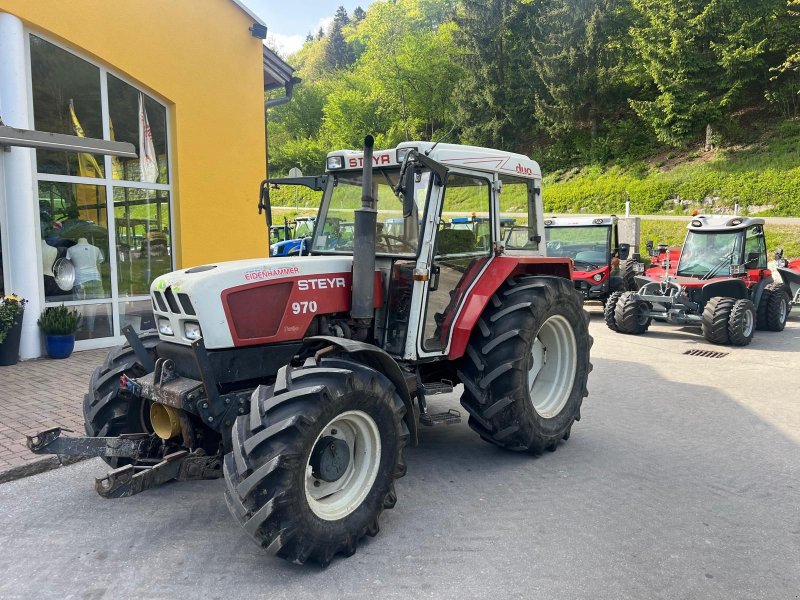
[728,299,756,346]
[614,292,651,335]
[224,357,408,567]
[458,276,592,453]
[757,282,791,332]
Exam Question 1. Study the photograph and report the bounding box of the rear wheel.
[614,292,651,335]
[83,331,158,467]
[757,282,791,331]
[728,299,756,346]
[620,258,639,291]
[701,297,735,345]
[224,356,408,567]
[458,276,592,453]
[604,291,623,332]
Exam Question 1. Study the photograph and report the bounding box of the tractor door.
[743,224,768,281]
[414,171,495,358]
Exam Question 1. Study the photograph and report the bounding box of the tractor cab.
[270,216,316,257]
[645,216,770,288]
[544,216,634,300]
[269,219,294,245]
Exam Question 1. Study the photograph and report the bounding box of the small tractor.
[269,216,317,256]
[28,137,592,567]
[604,215,792,345]
[544,216,639,303]
[774,249,800,307]
[269,218,295,246]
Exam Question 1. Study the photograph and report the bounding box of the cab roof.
[687,215,763,232]
[544,216,617,227]
[326,141,541,180]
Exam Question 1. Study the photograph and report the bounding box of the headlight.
[158,318,174,336]
[184,322,202,340]
[592,273,604,282]
[326,156,344,170]
[270,244,278,254]
[396,147,417,163]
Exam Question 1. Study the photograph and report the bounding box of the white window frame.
[24,30,175,350]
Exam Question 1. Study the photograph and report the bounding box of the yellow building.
[0,0,294,358]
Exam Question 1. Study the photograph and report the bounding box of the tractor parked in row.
[269,216,316,256]
[604,215,791,346]
[544,216,640,303]
[29,137,593,567]
[774,249,800,307]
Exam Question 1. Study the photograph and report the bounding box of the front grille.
[178,293,196,315]
[163,287,181,313]
[153,291,168,312]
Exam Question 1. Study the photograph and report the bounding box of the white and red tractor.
[28,138,592,566]
[544,215,640,302]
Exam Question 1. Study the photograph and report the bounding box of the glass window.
[107,75,169,184]
[30,35,104,178]
[73,303,113,341]
[545,226,612,267]
[39,182,111,302]
[0,217,4,297]
[677,231,743,277]
[114,188,172,296]
[120,299,156,333]
[423,173,492,351]
[744,226,767,269]
[501,176,539,252]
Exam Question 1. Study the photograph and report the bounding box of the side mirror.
[618,243,631,260]
[746,252,760,266]
[646,240,654,256]
[258,179,272,229]
[774,248,784,260]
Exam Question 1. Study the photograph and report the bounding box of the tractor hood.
[150,256,377,349]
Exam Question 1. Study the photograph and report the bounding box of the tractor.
[544,216,640,303]
[28,137,592,567]
[269,216,317,256]
[774,249,800,307]
[604,215,792,345]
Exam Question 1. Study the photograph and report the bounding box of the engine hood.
[150,256,359,349]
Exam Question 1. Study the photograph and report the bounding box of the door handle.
[429,264,440,291]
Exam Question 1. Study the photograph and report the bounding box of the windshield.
[545,226,611,267]
[311,168,430,255]
[677,231,743,277]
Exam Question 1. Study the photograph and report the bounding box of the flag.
[68,99,103,178]
[138,93,158,183]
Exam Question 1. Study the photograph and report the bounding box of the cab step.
[421,380,454,396]
[419,409,461,427]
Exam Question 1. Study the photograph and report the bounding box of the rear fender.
[749,275,774,308]
[303,336,418,446]
[447,256,572,361]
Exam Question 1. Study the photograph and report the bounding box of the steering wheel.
[377,234,415,252]
[547,240,563,252]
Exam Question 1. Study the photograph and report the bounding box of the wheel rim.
[304,410,381,521]
[528,314,578,419]
[636,302,650,325]
[778,298,788,324]
[742,308,754,337]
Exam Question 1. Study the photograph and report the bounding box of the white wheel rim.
[742,308,754,337]
[528,314,578,419]
[779,298,787,324]
[304,410,381,521]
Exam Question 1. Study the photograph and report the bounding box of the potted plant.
[0,294,27,366]
[37,305,82,359]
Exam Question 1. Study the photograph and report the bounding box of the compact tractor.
[28,137,592,567]
[604,215,792,345]
[774,249,800,307]
[544,216,640,303]
[269,216,317,257]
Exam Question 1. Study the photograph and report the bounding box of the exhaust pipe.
[150,403,182,440]
[351,135,377,333]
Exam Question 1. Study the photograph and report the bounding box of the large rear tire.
[83,331,159,467]
[619,258,639,291]
[457,276,592,453]
[224,356,408,567]
[701,297,735,345]
[614,291,651,335]
[756,282,791,331]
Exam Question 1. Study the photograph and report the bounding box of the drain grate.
[683,349,729,358]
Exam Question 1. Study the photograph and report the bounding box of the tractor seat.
[436,228,476,255]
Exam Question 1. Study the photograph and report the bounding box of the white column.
[0,12,42,359]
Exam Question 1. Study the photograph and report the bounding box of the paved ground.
[0,313,798,599]
[0,349,106,481]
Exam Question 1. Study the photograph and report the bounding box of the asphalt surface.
[1,311,798,600]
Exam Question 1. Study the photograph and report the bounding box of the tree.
[530,0,636,138]
[452,0,534,149]
[353,6,366,22]
[334,6,350,26]
[325,12,354,70]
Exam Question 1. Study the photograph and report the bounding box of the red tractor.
[29,137,592,566]
[774,249,800,308]
[604,216,791,345]
[544,216,640,303]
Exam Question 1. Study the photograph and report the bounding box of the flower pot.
[44,334,75,360]
[0,316,23,366]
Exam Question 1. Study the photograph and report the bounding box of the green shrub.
[37,305,81,336]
